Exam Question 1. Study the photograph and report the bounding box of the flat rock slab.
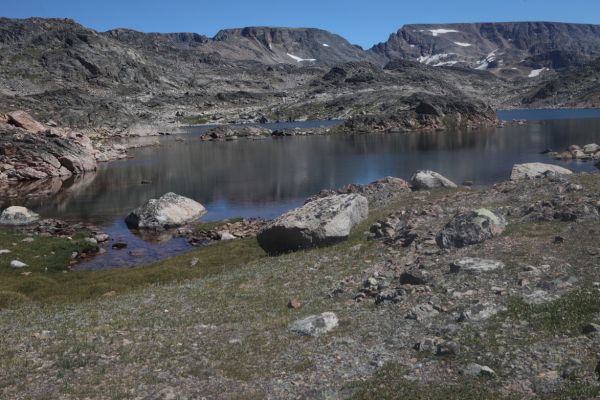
[289,312,338,337]
[0,206,40,226]
[7,110,46,134]
[125,192,207,230]
[257,194,368,254]
[451,257,505,274]
[510,162,573,180]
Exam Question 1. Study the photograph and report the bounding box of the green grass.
[0,228,265,307]
[346,363,600,400]
[346,363,505,400]
[505,288,600,336]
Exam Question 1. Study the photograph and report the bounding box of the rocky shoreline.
[3,161,600,397]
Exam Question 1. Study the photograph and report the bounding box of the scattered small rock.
[288,312,338,337]
[287,299,302,309]
[462,363,496,377]
[10,260,28,268]
[450,257,505,274]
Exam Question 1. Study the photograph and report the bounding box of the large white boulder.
[0,206,40,225]
[125,192,207,229]
[411,170,457,189]
[257,194,368,254]
[510,163,572,180]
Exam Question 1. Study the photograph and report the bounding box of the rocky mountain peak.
[369,21,600,78]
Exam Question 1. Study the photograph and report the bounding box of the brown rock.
[287,299,302,309]
[6,111,46,134]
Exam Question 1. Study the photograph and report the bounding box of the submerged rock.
[0,206,40,226]
[257,194,368,254]
[510,162,573,180]
[288,312,338,337]
[436,208,505,249]
[125,192,207,230]
[411,170,457,189]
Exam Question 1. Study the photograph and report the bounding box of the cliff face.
[370,22,600,78]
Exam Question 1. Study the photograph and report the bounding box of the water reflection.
[4,116,600,227]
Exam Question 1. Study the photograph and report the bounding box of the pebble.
[287,298,302,309]
[463,363,496,377]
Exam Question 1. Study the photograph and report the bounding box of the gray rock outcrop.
[436,208,506,248]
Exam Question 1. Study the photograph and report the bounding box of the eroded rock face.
[0,206,40,226]
[257,194,368,254]
[436,208,506,248]
[0,120,97,182]
[125,192,207,230]
[510,163,573,180]
[411,170,457,189]
[288,312,338,337]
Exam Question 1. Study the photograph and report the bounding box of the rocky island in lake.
[2,4,600,399]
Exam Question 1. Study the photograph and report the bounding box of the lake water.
[4,109,600,269]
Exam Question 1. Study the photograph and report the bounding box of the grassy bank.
[0,229,264,308]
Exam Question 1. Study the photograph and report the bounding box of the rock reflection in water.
[0,171,98,206]
[12,117,600,227]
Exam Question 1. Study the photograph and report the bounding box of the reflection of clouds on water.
[12,117,600,227]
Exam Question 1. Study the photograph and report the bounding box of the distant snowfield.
[322,43,329,47]
[528,68,548,78]
[433,60,458,67]
[454,42,472,47]
[287,53,316,62]
[417,53,453,65]
[420,29,460,36]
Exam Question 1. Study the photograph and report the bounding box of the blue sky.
[3,0,599,48]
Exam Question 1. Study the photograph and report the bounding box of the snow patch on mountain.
[287,53,317,62]
[528,68,548,78]
[420,29,460,37]
[417,53,451,65]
